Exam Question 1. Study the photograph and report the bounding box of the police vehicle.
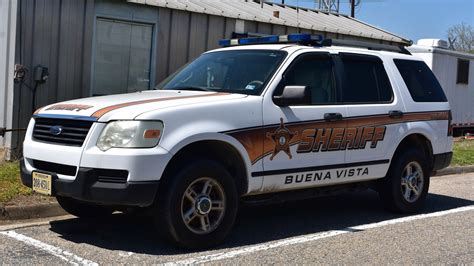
[20,34,453,248]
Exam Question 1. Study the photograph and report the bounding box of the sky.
[275,0,474,43]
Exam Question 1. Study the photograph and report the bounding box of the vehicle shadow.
[48,191,473,256]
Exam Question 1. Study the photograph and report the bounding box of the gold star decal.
[266,118,297,160]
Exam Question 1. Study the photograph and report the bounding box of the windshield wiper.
[166,86,213,92]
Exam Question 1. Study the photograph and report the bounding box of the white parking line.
[170,205,474,265]
[0,230,97,266]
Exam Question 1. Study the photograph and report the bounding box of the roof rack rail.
[321,39,411,55]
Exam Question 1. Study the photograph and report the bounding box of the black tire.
[155,159,238,249]
[56,196,114,218]
[379,148,430,213]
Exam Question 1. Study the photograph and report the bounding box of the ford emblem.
[50,125,63,136]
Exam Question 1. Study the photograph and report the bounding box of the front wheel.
[154,160,238,249]
[379,148,430,213]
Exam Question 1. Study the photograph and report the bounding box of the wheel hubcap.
[401,161,424,203]
[181,177,226,235]
[196,196,212,215]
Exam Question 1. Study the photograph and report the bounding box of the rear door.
[336,53,404,178]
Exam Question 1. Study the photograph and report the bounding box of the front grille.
[33,118,93,146]
[32,160,77,176]
[96,169,129,183]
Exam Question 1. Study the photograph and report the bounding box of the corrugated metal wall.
[12,0,94,155]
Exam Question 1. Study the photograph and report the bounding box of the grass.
[0,161,31,205]
[451,140,474,166]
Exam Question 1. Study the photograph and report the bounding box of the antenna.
[448,37,456,50]
[317,0,340,13]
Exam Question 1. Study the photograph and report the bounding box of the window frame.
[336,53,394,105]
[272,52,341,106]
[456,58,470,85]
[91,16,157,96]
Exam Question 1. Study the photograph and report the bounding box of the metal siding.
[272,24,286,35]
[207,15,225,50]
[188,12,208,61]
[224,17,235,38]
[256,22,272,35]
[82,0,95,98]
[168,9,190,74]
[12,0,93,154]
[244,20,257,33]
[156,7,171,81]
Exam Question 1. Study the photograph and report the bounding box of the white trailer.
[409,39,474,135]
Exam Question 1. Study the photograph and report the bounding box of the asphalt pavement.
[0,173,472,265]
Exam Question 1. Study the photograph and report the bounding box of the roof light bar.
[218,34,323,47]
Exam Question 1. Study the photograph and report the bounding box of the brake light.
[448,110,453,136]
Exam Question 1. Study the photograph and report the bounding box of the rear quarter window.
[394,59,447,102]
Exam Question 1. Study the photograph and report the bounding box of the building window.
[457,59,470,85]
[93,18,153,96]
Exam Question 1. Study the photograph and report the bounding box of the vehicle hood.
[35,90,247,121]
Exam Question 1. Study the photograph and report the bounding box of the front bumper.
[20,159,159,207]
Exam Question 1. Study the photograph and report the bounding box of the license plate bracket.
[32,171,53,196]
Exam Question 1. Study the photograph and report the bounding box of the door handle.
[324,112,343,122]
[388,110,404,119]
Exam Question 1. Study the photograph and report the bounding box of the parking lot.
[0,172,472,265]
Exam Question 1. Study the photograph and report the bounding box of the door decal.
[266,118,298,160]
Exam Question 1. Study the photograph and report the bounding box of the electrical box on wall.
[34,65,49,83]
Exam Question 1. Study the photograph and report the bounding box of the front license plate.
[32,172,52,196]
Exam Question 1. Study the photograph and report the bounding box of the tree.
[447,22,474,53]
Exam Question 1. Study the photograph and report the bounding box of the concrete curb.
[0,202,66,220]
[435,165,474,176]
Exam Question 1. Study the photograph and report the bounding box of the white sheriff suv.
[21,34,453,248]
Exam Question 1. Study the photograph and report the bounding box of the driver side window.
[279,53,337,105]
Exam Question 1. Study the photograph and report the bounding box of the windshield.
[155,50,287,95]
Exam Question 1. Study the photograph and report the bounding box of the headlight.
[96,121,164,151]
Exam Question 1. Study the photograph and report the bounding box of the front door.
[259,52,348,192]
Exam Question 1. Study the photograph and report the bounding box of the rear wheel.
[379,148,430,213]
[56,196,114,218]
[155,159,238,249]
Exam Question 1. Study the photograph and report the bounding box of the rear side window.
[340,54,393,104]
[394,59,447,102]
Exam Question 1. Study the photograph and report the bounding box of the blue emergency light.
[218,33,323,47]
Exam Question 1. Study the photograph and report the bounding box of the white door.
[336,53,404,179]
[259,52,348,192]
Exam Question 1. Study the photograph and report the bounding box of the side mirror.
[273,86,311,106]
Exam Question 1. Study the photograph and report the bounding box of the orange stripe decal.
[227,111,450,165]
[91,92,227,118]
